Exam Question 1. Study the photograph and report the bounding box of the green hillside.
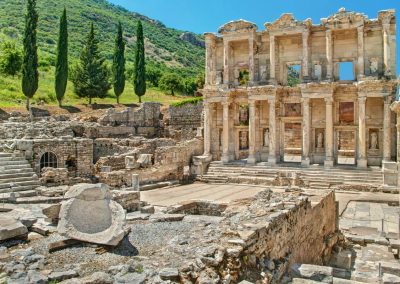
[0,0,205,107]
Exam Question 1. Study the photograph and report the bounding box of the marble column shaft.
[270,35,276,80]
[268,98,276,164]
[302,30,309,77]
[223,41,230,84]
[325,98,334,165]
[326,30,333,80]
[382,23,391,76]
[248,101,256,163]
[383,96,392,161]
[358,97,367,167]
[302,98,311,165]
[222,102,230,163]
[248,36,254,83]
[357,26,364,77]
[203,103,212,155]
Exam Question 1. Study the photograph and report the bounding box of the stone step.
[0,184,40,194]
[208,166,383,174]
[0,156,28,162]
[0,160,31,166]
[1,164,34,170]
[0,168,35,175]
[0,173,37,181]
[0,152,25,158]
[0,180,40,190]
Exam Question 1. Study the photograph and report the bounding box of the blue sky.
[109,0,399,74]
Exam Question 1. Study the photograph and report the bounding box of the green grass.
[0,70,189,107]
[170,96,203,107]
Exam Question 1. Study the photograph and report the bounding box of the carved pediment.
[321,8,367,28]
[218,20,257,35]
[378,9,395,25]
[264,13,311,32]
[357,80,397,94]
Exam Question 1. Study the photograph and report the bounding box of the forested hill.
[0,0,205,76]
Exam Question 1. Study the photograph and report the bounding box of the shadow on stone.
[61,105,81,113]
[109,236,139,257]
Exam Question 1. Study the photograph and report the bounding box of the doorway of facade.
[283,122,302,162]
[336,130,356,165]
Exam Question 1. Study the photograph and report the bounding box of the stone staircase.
[198,161,384,189]
[0,152,40,200]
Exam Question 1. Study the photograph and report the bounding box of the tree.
[21,0,39,110]
[159,73,183,95]
[146,65,162,87]
[112,22,125,104]
[0,41,22,76]
[55,8,68,107]
[196,72,205,89]
[133,20,146,103]
[182,77,197,96]
[72,23,111,105]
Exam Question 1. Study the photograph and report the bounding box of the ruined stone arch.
[39,151,58,171]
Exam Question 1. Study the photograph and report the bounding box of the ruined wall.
[167,103,203,140]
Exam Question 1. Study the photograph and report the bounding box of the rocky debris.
[42,204,61,222]
[40,167,69,186]
[137,154,153,168]
[159,267,179,280]
[48,269,78,282]
[0,216,28,241]
[57,183,126,246]
[112,190,140,212]
[291,264,333,283]
[140,206,155,214]
[149,213,185,222]
[383,273,400,284]
[37,185,69,197]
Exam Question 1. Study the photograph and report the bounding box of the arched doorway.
[40,152,58,171]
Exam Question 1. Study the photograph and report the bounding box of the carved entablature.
[321,8,367,29]
[204,33,218,44]
[300,82,334,97]
[378,9,395,26]
[264,13,311,34]
[357,80,397,97]
[218,20,258,35]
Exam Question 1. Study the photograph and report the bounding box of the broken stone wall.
[167,103,203,140]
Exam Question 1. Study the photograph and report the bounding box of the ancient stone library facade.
[201,8,397,168]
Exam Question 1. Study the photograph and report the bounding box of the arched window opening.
[40,152,58,171]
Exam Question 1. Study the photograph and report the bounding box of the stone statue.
[216,71,223,85]
[370,132,378,149]
[240,131,248,150]
[260,66,268,81]
[317,132,324,149]
[234,68,240,85]
[370,58,378,75]
[264,129,270,147]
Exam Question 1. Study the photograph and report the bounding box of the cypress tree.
[133,20,146,103]
[72,23,110,105]
[21,0,38,110]
[55,8,68,107]
[112,22,125,104]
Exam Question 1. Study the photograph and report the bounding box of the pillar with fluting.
[302,98,311,166]
[357,26,365,79]
[358,97,367,168]
[248,36,255,84]
[382,23,391,77]
[326,29,333,81]
[268,98,276,164]
[205,34,216,85]
[324,97,334,167]
[269,35,275,83]
[383,96,392,161]
[221,102,230,163]
[248,100,256,164]
[203,103,212,156]
[302,30,309,78]
[223,40,230,84]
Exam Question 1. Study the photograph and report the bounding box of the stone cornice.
[264,13,311,33]
[218,19,258,35]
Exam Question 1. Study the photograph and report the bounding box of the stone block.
[58,183,126,246]
[0,217,28,241]
[291,264,333,283]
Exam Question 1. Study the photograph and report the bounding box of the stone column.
[302,98,311,166]
[382,23,391,77]
[358,97,367,168]
[357,26,365,78]
[383,96,392,161]
[248,100,256,164]
[223,40,230,84]
[248,36,255,83]
[222,102,230,163]
[268,98,276,164]
[326,29,333,80]
[302,30,309,77]
[203,103,212,156]
[269,35,275,82]
[324,97,334,167]
[205,35,216,85]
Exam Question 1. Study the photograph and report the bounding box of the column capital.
[384,96,393,105]
[324,97,333,104]
[326,29,332,36]
[358,96,367,104]
[221,101,230,107]
[357,25,364,33]
[302,29,310,39]
[248,100,256,107]
[301,97,310,105]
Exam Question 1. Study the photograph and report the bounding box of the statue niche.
[369,130,379,150]
[239,131,249,150]
[239,105,249,126]
[263,128,270,147]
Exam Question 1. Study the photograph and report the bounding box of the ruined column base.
[221,154,230,164]
[247,154,257,164]
[267,156,276,165]
[324,159,334,168]
[357,159,367,168]
[382,161,398,186]
[301,158,310,167]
